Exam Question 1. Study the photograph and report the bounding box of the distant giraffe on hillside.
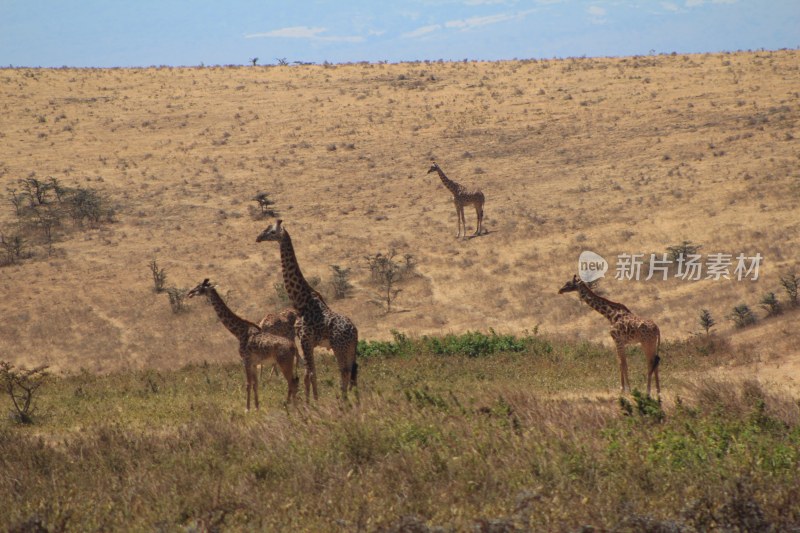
[559,275,661,398]
[256,220,359,402]
[187,279,299,410]
[427,160,485,238]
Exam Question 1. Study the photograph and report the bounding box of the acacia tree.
[1,361,49,424]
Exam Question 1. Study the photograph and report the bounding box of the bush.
[329,265,353,299]
[252,192,277,219]
[2,177,114,264]
[666,240,702,262]
[149,259,167,293]
[729,303,757,328]
[358,330,536,359]
[699,308,716,335]
[358,330,414,358]
[0,233,28,266]
[0,361,49,424]
[759,292,781,317]
[365,250,414,312]
[779,271,798,308]
[422,330,528,357]
[166,287,189,313]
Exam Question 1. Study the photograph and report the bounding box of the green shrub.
[422,329,528,357]
[759,292,782,317]
[699,308,715,334]
[729,303,757,328]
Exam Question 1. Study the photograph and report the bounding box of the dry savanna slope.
[1,51,798,381]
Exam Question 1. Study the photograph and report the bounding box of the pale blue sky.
[1,1,798,67]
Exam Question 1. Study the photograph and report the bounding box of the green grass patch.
[2,338,799,531]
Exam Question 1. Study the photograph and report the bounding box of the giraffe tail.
[350,361,359,386]
[652,331,662,372]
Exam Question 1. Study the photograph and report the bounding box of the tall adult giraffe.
[558,275,661,398]
[256,220,359,402]
[427,160,485,238]
[186,278,299,410]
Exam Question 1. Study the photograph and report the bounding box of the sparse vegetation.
[759,291,782,317]
[0,232,28,265]
[0,361,49,424]
[699,308,716,335]
[165,286,189,313]
[1,350,798,531]
[329,264,353,299]
[779,270,799,308]
[358,329,536,358]
[252,191,277,218]
[149,258,167,293]
[729,303,757,328]
[1,51,800,530]
[2,176,113,265]
[365,250,414,313]
[666,240,702,262]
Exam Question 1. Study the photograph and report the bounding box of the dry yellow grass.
[1,51,798,383]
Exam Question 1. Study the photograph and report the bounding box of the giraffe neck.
[434,167,461,196]
[577,283,631,323]
[206,287,255,340]
[279,230,320,312]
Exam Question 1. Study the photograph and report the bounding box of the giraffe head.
[558,274,583,294]
[187,278,215,298]
[256,219,285,243]
[427,161,440,174]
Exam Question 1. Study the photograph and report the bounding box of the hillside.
[1,50,798,381]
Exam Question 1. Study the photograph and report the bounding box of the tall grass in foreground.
[1,334,798,531]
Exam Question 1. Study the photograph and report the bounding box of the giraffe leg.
[613,337,630,394]
[643,338,655,397]
[332,344,350,402]
[251,364,260,410]
[647,336,661,399]
[244,363,252,412]
[300,338,318,402]
[277,351,299,405]
[474,204,483,235]
[454,202,462,238]
[459,206,467,239]
[339,365,351,402]
[653,364,661,398]
[349,354,359,404]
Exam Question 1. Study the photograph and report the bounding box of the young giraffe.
[558,275,661,398]
[427,160,485,238]
[258,308,301,379]
[256,220,359,402]
[187,279,299,410]
[258,307,297,339]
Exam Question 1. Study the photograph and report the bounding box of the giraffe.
[558,275,661,398]
[258,307,297,339]
[187,279,299,410]
[427,160,485,238]
[258,307,301,379]
[256,220,359,402]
